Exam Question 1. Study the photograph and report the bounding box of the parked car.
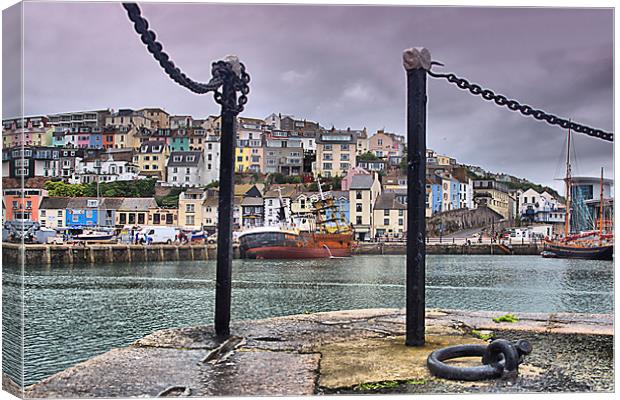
[138,226,178,244]
[207,232,240,244]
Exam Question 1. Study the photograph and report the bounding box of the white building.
[519,188,562,223]
[166,151,206,187]
[203,136,221,184]
[458,177,474,210]
[263,186,298,227]
[70,150,142,184]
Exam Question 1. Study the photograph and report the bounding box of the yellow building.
[147,207,178,226]
[178,188,207,229]
[348,173,382,241]
[235,146,254,172]
[315,129,358,177]
[133,141,170,181]
[372,191,407,239]
[473,179,512,219]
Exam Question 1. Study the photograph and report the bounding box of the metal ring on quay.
[427,339,532,381]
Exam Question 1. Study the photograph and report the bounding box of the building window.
[138,213,145,224]
[356,204,362,212]
[356,216,362,225]
[356,191,362,200]
[186,215,195,225]
[384,209,389,216]
[341,144,349,150]
[398,218,404,226]
[384,218,390,226]
[323,163,332,170]
[399,209,404,216]
[186,204,195,213]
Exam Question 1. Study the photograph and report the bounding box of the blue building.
[88,132,103,148]
[66,198,99,228]
[428,177,443,215]
[450,178,460,211]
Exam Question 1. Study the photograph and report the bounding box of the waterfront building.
[518,188,562,223]
[452,167,475,210]
[241,191,264,229]
[52,128,68,147]
[178,188,207,229]
[202,193,219,233]
[473,179,512,220]
[315,128,359,177]
[166,151,206,187]
[115,197,158,227]
[2,187,47,222]
[48,109,110,128]
[147,207,178,226]
[38,197,71,228]
[348,173,381,241]
[263,185,299,227]
[568,176,614,232]
[65,197,123,228]
[372,191,407,239]
[133,141,170,181]
[426,175,443,215]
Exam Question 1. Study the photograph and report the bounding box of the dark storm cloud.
[14,2,613,191]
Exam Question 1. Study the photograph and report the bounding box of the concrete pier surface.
[8,308,613,398]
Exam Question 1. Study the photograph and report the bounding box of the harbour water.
[2,255,613,386]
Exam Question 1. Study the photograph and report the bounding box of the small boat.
[74,230,115,242]
[540,251,557,258]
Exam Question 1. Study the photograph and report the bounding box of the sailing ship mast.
[564,124,572,239]
[599,167,604,245]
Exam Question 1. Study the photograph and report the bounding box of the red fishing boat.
[239,181,353,259]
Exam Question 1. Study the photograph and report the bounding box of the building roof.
[374,192,407,210]
[241,196,264,207]
[140,141,167,153]
[39,197,71,209]
[349,175,375,190]
[264,185,300,198]
[167,151,203,167]
[119,197,158,211]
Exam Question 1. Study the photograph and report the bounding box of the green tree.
[44,181,87,197]
[358,151,379,161]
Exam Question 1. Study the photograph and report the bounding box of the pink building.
[341,166,370,191]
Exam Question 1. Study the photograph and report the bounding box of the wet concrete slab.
[22,308,613,398]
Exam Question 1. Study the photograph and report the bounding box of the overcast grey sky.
[3,2,614,192]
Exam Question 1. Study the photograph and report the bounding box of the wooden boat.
[542,127,613,260]
[239,181,353,259]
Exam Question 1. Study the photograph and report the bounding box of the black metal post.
[215,77,237,340]
[403,47,429,346]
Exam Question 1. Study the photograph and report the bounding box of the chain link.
[428,69,613,142]
[122,3,250,114]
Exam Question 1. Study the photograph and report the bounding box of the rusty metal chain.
[121,3,250,114]
[427,68,613,142]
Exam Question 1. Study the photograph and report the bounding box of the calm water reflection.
[2,255,613,385]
